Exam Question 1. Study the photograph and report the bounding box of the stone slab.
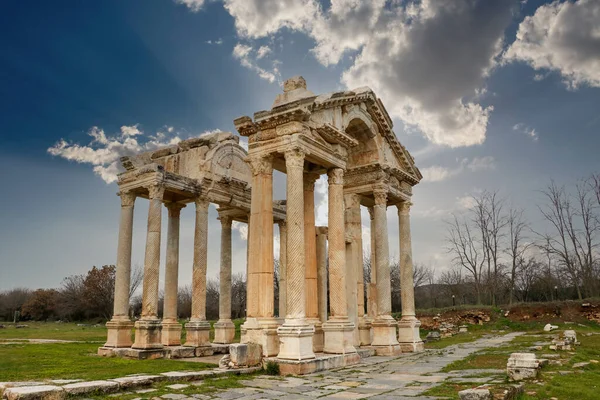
[2,385,65,400]
[63,380,119,395]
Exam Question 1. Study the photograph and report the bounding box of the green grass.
[0,342,216,381]
[0,322,107,342]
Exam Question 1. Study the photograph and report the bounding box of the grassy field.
[0,319,244,382]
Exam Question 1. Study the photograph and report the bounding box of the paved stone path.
[128,332,522,400]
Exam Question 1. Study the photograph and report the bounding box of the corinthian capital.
[373,189,388,206]
[166,202,186,217]
[195,197,210,211]
[327,168,344,185]
[219,215,233,228]
[303,172,320,191]
[247,155,273,176]
[118,191,136,207]
[397,201,412,215]
[147,185,165,200]
[284,147,305,169]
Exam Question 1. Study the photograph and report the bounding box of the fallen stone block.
[229,343,262,367]
[459,325,468,333]
[62,380,119,395]
[573,362,590,368]
[3,385,65,400]
[507,353,540,381]
[458,388,491,400]
[543,324,558,332]
[426,331,441,341]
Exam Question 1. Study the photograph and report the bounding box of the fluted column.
[316,227,328,324]
[184,198,211,347]
[396,201,424,352]
[104,191,136,349]
[278,221,287,319]
[367,207,377,320]
[133,184,164,349]
[304,172,323,352]
[162,203,185,346]
[370,189,400,355]
[214,215,235,344]
[277,148,315,360]
[323,168,356,354]
[241,155,279,357]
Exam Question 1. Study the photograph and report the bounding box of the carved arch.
[206,142,251,184]
[342,105,381,168]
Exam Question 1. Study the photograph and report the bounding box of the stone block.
[63,380,119,395]
[543,323,558,332]
[168,346,196,359]
[104,320,134,348]
[426,331,441,341]
[132,320,163,350]
[110,375,162,389]
[3,386,64,400]
[161,322,183,346]
[459,325,469,333]
[507,353,540,381]
[213,320,236,344]
[230,343,263,367]
[458,388,491,400]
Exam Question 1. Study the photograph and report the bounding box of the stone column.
[304,172,323,352]
[370,190,401,355]
[241,155,279,356]
[397,202,424,352]
[278,221,287,319]
[162,203,185,346]
[344,194,359,346]
[323,168,356,354]
[104,191,136,348]
[366,207,378,320]
[184,198,211,347]
[214,215,236,344]
[277,148,315,360]
[316,227,328,325]
[133,185,164,350]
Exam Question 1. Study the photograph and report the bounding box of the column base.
[277,320,315,361]
[213,319,236,344]
[184,320,211,347]
[132,319,163,350]
[161,321,182,346]
[371,316,401,355]
[307,318,324,352]
[397,317,425,352]
[358,317,372,346]
[104,319,134,348]
[241,317,280,357]
[322,318,356,354]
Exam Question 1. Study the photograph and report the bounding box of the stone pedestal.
[358,317,372,346]
[242,318,280,357]
[397,317,424,352]
[371,317,401,355]
[104,320,134,348]
[132,320,163,350]
[161,322,183,346]
[323,318,356,354]
[214,320,236,344]
[307,318,324,352]
[277,322,316,361]
[184,321,211,347]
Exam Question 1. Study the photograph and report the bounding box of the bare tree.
[446,213,484,304]
[413,263,434,289]
[473,191,507,306]
[231,273,246,319]
[506,207,531,305]
[129,264,144,298]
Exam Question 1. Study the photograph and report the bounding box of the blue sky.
[1,0,599,290]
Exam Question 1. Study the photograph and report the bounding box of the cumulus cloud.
[421,156,496,183]
[174,0,205,12]
[232,43,280,83]
[212,1,517,148]
[232,221,248,240]
[512,123,539,142]
[504,0,600,89]
[48,126,219,184]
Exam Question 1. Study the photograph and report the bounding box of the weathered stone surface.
[458,388,491,400]
[543,323,558,332]
[507,353,540,381]
[426,331,441,341]
[63,380,119,395]
[110,375,162,388]
[229,343,262,367]
[3,385,65,400]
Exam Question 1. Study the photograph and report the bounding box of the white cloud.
[175,0,205,12]
[512,123,539,142]
[314,175,328,226]
[215,1,516,148]
[256,45,272,59]
[232,43,280,83]
[206,38,223,45]
[504,0,600,89]
[232,221,248,240]
[414,192,479,218]
[421,156,496,183]
[48,126,218,184]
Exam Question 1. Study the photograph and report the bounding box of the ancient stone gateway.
[99,76,424,372]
